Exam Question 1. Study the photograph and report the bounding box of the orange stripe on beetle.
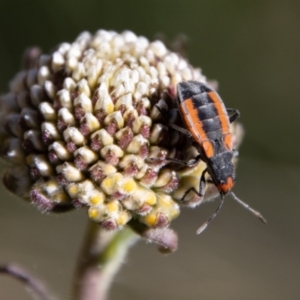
[202,140,214,158]
[223,133,233,151]
[207,91,230,135]
[179,98,208,143]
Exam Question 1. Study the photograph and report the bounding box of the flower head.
[0,30,242,232]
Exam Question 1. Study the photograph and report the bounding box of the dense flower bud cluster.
[0,30,242,231]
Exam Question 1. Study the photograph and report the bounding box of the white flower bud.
[39,102,56,121]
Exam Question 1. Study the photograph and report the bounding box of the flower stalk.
[72,220,138,300]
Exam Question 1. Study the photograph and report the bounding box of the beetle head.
[207,151,235,195]
[217,176,235,195]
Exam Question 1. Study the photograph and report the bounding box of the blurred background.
[0,0,299,299]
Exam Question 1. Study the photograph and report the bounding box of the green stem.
[72,220,138,300]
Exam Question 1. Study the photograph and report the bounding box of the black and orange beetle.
[159,81,266,234]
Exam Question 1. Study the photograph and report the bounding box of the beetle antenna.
[230,191,267,224]
[196,195,225,235]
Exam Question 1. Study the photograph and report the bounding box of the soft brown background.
[0,1,299,299]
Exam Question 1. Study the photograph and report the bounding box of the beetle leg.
[164,157,198,167]
[155,105,192,137]
[154,105,168,122]
[199,168,208,195]
[226,108,240,123]
[206,179,214,184]
[169,123,192,137]
[147,154,201,168]
[180,168,208,203]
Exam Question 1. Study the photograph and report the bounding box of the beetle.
[157,81,266,234]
